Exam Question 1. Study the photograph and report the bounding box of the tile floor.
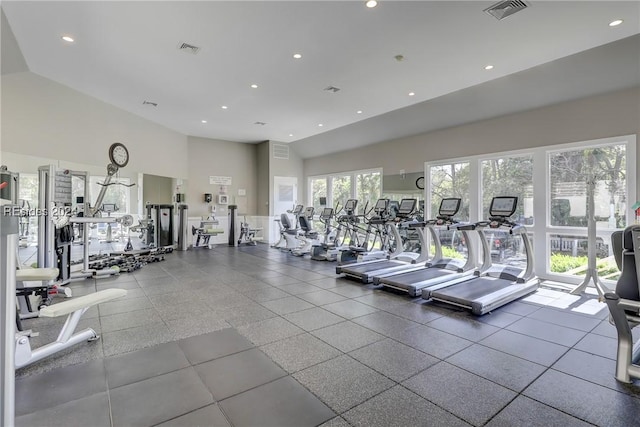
[14,243,640,426]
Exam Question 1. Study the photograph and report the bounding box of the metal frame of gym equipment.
[37,151,135,286]
[2,199,18,426]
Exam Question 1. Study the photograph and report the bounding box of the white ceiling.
[3,1,640,158]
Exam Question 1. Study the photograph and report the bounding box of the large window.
[425,135,636,286]
[481,155,533,224]
[331,175,352,212]
[89,176,131,214]
[17,173,39,245]
[356,171,381,213]
[547,143,628,282]
[310,177,327,213]
[308,168,382,216]
[428,162,470,221]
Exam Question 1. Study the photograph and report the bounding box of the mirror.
[383,171,424,192]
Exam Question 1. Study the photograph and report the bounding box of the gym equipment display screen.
[344,199,357,212]
[398,198,417,214]
[321,208,333,219]
[490,197,518,217]
[439,198,461,216]
[374,199,389,211]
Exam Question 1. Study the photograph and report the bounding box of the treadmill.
[373,198,477,297]
[423,196,539,315]
[336,198,427,283]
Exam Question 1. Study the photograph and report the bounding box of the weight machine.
[37,143,135,285]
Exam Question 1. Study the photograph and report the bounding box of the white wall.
[1,151,140,216]
[186,136,258,218]
[1,72,189,178]
[269,141,304,216]
[256,141,270,216]
[303,87,640,202]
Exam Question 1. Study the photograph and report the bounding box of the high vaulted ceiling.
[3,1,640,158]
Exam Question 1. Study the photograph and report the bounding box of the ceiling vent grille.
[324,86,341,93]
[484,0,529,20]
[177,42,201,54]
[142,101,158,107]
[273,144,289,160]
[254,121,267,126]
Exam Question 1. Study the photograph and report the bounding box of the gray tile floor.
[14,243,640,426]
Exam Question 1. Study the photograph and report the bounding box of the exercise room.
[1,1,639,426]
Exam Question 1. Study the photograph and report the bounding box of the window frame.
[425,134,636,285]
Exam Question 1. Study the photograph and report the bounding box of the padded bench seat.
[16,268,59,282]
[39,288,127,318]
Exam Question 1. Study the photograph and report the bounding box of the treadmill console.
[438,198,461,217]
[435,198,461,226]
[397,198,417,218]
[489,197,517,217]
[488,197,518,227]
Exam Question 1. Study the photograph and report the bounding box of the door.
[273,176,298,216]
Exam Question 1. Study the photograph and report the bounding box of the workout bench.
[15,287,127,369]
[15,267,64,323]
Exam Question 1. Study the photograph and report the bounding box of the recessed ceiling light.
[293,53,302,59]
[318,123,324,127]
[609,19,623,27]
[221,105,228,109]
[484,65,494,70]
[250,84,258,89]
[366,0,378,8]
[61,35,74,42]
[357,110,363,114]
[289,134,294,137]
[408,92,415,96]
[201,120,207,123]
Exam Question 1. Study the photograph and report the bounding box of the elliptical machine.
[291,207,317,256]
[311,207,337,261]
[326,199,358,262]
[338,198,391,264]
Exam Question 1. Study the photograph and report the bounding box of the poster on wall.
[209,176,232,186]
[278,184,293,202]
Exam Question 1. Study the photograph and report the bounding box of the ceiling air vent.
[177,42,201,54]
[254,121,267,126]
[273,143,289,160]
[484,0,529,20]
[324,86,341,93]
[142,101,158,107]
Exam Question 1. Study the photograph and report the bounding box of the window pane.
[356,172,381,213]
[483,230,532,270]
[331,175,352,212]
[481,156,533,224]
[549,145,626,229]
[18,174,39,245]
[310,177,327,215]
[548,233,619,281]
[90,176,131,214]
[429,162,470,221]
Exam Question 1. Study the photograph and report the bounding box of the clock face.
[109,143,129,167]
